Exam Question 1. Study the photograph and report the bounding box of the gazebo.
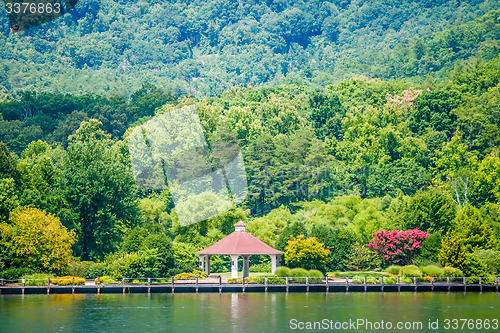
[195,221,284,279]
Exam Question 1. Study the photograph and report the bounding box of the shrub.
[473,250,500,275]
[352,276,378,284]
[285,235,330,270]
[21,273,53,286]
[421,265,444,277]
[274,267,292,277]
[251,276,286,284]
[2,267,34,280]
[383,277,398,284]
[462,253,488,277]
[482,277,496,284]
[443,267,464,277]
[249,262,271,273]
[290,268,309,283]
[227,278,239,283]
[308,270,324,283]
[94,276,117,285]
[330,271,390,278]
[65,261,106,279]
[400,265,422,277]
[385,265,402,276]
[105,249,163,280]
[344,242,380,271]
[192,269,208,279]
[174,269,208,280]
[51,276,85,286]
[174,272,197,281]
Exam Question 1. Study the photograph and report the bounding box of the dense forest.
[0,3,500,280]
[0,1,500,98]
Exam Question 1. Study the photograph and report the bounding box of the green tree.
[452,203,496,252]
[0,178,18,222]
[284,235,330,270]
[403,188,457,233]
[275,221,308,252]
[0,207,76,272]
[62,120,139,260]
[438,231,467,270]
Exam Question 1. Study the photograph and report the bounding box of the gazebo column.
[230,255,239,279]
[270,254,279,274]
[242,255,250,278]
[199,256,204,271]
[205,255,211,276]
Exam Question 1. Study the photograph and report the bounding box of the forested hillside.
[1,51,500,278]
[1,1,500,98]
[1,2,500,280]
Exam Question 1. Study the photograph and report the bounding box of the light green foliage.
[105,249,163,280]
[65,260,106,279]
[1,207,75,272]
[438,231,467,270]
[385,265,403,276]
[290,268,309,283]
[274,267,292,277]
[421,265,444,277]
[471,153,500,205]
[400,265,423,278]
[208,255,229,274]
[95,276,117,285]
[453,204,496,252]
[138,196,171,227]
[403,188,457,233]
[284,235,330,270]
[443,267,464,277]
[462,253,488,277]
[246,206,294,248]
[307,270,324,283]
[172,242,201,271]
[21,273,54,286]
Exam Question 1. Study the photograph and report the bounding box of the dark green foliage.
[321,227,358,271]
[409,89,460,138]
[462,253,488,277]
[403,189,457,233]
[416,232,442,263]
[0,266,35,280]
[309,91,346,140]
[275,222,308,252]
[473,250,500,275]
[62,121,139,260]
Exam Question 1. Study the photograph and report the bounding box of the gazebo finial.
[234,221,246,231]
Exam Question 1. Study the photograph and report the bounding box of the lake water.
[0,292,499,332]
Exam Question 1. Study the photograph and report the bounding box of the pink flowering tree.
[367,229,430,266]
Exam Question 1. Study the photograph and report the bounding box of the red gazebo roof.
[195,221,284,255]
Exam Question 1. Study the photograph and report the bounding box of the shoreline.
[1,282,499,294]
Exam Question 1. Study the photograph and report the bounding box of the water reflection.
[0,292,499,332]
